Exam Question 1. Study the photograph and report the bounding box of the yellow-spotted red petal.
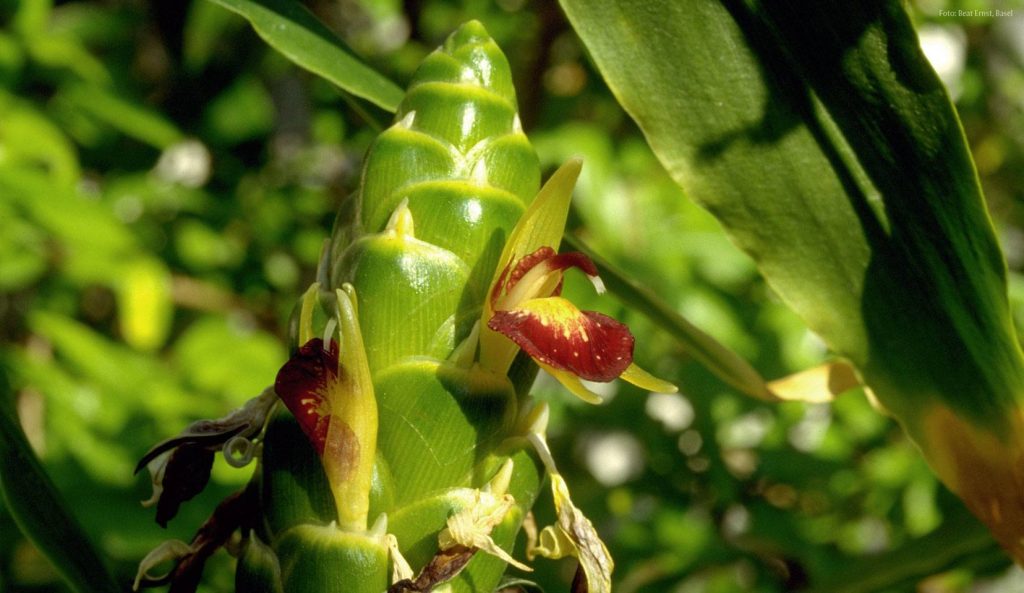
[488,296,634,383]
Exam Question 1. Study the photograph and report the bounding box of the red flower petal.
[505,246,557,291]
[274,338,338,455]
[488,297,634,382]
[502,248,599,294]
[546,251,599,277]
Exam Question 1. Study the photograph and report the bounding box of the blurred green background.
[1,0,1023,591]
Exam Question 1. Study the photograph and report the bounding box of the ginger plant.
[133,21,673,593]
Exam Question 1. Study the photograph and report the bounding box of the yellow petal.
[766,360,860,403]
[620,363,678,394]
[494,159,582,280]
[297,282,321,346]
[531,524,576,560]
[323,286,377,532]
[541,363,604,404]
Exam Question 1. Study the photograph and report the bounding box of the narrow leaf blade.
[206,0,403,112]
[0,367,120,593]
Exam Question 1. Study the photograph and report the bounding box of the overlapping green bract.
[252,21,544,592]
[331,20,540,369]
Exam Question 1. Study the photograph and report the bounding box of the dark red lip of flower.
[488,300,634,382]
[273,337,339,456]
[487,246,635,384]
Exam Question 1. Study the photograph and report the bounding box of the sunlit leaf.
[172,316,285,402]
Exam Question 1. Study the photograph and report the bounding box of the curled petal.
[135,387,277,474]
[488,297,634,383]
[223,435,259,468]
[504,247,557,294]
[491,247,562,315]
[544,251,600,282]
[494,248,605,314]
[133,539,192,590]
[140,452,169,508]
[438,490,530,571]
[154,447,215,528]
[525,432,613,593]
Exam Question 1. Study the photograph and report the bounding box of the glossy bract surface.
[254,21,544,593]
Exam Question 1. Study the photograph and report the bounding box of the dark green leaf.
[0,363,121,593]
[560,0,1024,561]
[559,0,1022,431]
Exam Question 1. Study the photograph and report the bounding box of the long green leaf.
[560,0,1024,559]
[559,0,1021,419]
[0,364,121,593]
[205,0,403,112]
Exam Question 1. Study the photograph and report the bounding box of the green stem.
[802,506,1005,593]
[563,234,773,399]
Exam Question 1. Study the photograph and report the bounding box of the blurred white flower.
[584,431,644,486]
[645,391,694,431]
[154,139,211,188]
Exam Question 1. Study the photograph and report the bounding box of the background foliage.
[1,0,1023,591]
